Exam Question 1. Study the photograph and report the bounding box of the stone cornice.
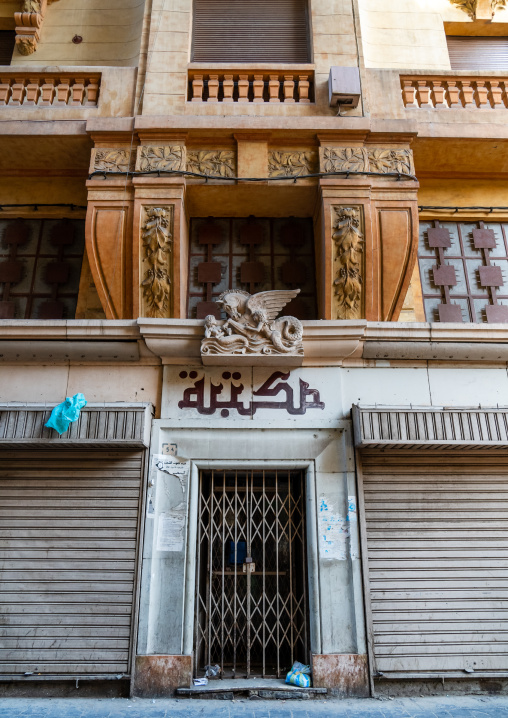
[1,320,508,364]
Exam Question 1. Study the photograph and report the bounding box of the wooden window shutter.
[0,31,15,65]
[191,0,311,63]
[447,35,508,71]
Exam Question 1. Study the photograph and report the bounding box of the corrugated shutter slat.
[363,456,508,676]
[447,36,508,71]
[192,0,311,63]
[0,450,143,677]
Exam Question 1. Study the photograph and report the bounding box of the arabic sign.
[162,366,341,426]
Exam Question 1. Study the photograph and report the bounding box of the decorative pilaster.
[449,0,506,20]
[140,206,173,318]
[332,207,364,320]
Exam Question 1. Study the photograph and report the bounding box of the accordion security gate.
[194,469,309,678]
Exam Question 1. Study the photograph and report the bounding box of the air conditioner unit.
[328,67,361,109]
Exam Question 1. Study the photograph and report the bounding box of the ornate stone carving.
[201,289,304,358]
[93,148,134,173]
[140,207,173,318]
[321,147,367,173]
[186,150,236,177]
[268,150,318,177]
[332,207,364,320]
[319,147,415,177]
[367,148,414,176]
[449,0,505,19]
[137,145,185,172]
[14,0,58,55]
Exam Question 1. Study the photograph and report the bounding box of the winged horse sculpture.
[201,289,304,356]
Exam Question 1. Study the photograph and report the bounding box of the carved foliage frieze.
[186,150,236,177]
[137,145,185,172]
[449,0,506,19]
[92,148,135,173]
[332,206,364,320]
[140,206,173,318]
[320,147,414,177]
[268,150,318,178]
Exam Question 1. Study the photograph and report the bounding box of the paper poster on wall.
[318,495,349,561]
[153,453,189,493]
[156,511,186,552]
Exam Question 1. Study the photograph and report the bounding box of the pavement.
[1,696,508,718]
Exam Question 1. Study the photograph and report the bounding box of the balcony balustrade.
[188,69,314,104]
[0,72,101,107]
[401,75,508,109]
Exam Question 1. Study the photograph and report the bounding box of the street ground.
[1,696,508,718]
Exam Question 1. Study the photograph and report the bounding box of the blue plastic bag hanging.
[45,393,87,435]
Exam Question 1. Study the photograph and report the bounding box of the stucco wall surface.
[10,0,146,67]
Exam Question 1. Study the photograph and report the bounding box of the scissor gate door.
[194,469,309,678]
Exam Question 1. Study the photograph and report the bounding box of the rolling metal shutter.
[447,36,508,71]
[191,0,311,63]
[0,449,144,678]
[361,452,508,677]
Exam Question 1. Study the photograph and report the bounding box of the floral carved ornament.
[332,207,364,320]
[140,207,173,318]
[449,0,506,19]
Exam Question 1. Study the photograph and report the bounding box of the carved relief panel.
[331,207,364,320]
[139,206,174,318]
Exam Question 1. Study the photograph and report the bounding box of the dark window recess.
[0,218,85,319]
[418,220,508,323]
[188,216,318,320]
[191,0,311,63]
[0,31,15,65]
[447,35,508,71]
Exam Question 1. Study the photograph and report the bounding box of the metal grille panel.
[194,469,308,678]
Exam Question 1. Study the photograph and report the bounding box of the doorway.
[194,468,309,678]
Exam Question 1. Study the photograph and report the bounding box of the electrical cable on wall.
[88,169,418,183]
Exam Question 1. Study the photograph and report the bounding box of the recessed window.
[0,31,15,65]
[418,220,508,323]
[447,36,508,71]
[0,218,85,319]
[191,0,311,63]
[187,217,317,320]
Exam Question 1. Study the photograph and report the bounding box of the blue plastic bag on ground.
[285,661,312,688]
[45,393,87,435]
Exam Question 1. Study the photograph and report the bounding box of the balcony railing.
[188,69,314,104]
[0,72,101,107]
[401,75,508,109]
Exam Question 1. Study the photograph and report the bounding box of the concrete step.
[176,679,327,700]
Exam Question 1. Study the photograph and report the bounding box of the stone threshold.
[176,677,327,700]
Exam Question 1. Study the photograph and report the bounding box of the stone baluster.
[298,75,310,103]
[416,80,432,108]
[10,77,26,105]
[71,77,86,105]
[25,77,40,105]
[269,75,280,102]
[207,74,219,102]
[430,80,446,108]
[475,80,489,107]
[460,80,475,107]
[488,80,505,108]
[283,75,295,103]
[86,77,99,105]
[56,78,70,105]
[191,74,204,102]
[445,81,460,108]
[237,74,249,102]
[40,77,56,105]
[401,79,417,107]
[253,74,264,103]
[0,77,11,105]
[222,74,234,102]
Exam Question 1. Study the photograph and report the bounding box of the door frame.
[182,459,322,661]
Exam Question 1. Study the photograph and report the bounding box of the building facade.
[1,0,508,699]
